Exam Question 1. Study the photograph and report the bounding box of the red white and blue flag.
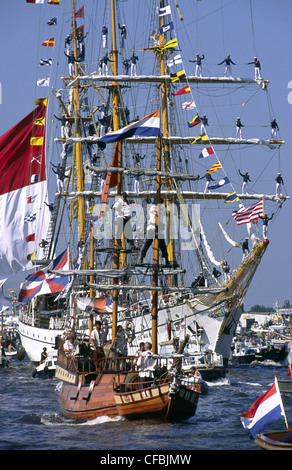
[160,22,174,34]
[18,249,70,303]
[93,296,113,313]
[240,378,285,439]
[76,296,113,314]
[232,199,264,225]
[98,109,160,150]
[199,147,215,159]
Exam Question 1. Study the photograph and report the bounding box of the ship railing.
[57,349,137,377]
[113,374,201,394]
[113,375,171,394]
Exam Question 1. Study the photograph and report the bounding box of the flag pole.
[275,376,289,430]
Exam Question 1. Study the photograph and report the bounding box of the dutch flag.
[98,109,160,150]
[240,378,286,439]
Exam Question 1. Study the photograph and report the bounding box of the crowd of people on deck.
[58,315,203,390]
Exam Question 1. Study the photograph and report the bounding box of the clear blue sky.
[0,0,291,310]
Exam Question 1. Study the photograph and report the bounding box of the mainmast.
[158,0,176,270]
[71,0,85,242]
[111,0,121,343]
[152,136,162,354]
[149,0,175,353]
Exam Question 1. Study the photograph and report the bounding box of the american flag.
[232,199,264,225]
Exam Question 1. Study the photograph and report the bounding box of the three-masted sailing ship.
[1,0,287,419]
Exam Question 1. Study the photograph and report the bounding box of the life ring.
[125,372,140,387]
[162,295,169,305]
[125,321,135,343]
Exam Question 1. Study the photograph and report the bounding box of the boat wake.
[40,413,66,425]
[206,377,229,387]
[251,359,287,367]
[81,415,125,425]
[238,381,262,388]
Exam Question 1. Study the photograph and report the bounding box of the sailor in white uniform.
[275,173,284,197]
[218,55,236,78]
[189,53,205,78]
[248,57,262,80]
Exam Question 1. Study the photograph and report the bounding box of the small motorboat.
[32,350,57,379]
[180,374,209,395]
[278,376,292,395]
[255,430,292,450]
[4,347,18,358]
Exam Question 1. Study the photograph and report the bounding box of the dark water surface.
[1,356,291,452]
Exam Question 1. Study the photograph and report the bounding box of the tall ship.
[0,0,286,382]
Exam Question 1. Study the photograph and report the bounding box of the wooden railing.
[113,375,201,394]
[57,350,137,377]
[113,375,170,394]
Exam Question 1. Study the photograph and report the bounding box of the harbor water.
[1,356,291,452]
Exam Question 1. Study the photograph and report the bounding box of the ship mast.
[152,136,162,354]
[71,0,85,243]
[158,0,176,270]
[150,0,173,354]
[110,0,121,342]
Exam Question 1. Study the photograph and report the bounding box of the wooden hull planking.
[58,373,120,421]
[114,379,200,422]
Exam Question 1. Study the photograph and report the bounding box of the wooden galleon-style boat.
[54,0,202,422]
[56,335,201,422]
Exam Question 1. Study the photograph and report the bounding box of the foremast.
[110,0,121,343]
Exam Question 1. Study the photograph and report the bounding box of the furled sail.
[218,222,241,247]
[0,101,50,281]
[200,222,221,267]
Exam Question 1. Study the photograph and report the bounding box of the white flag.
[37,78,50,87]
[182,100,196,110]
[158,5,171,16]
[167,54,182,68]
[39,58,52,66]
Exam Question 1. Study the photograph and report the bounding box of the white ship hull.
[127,296,243,365]
[18,280,244,367]
[18,320,61,363]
